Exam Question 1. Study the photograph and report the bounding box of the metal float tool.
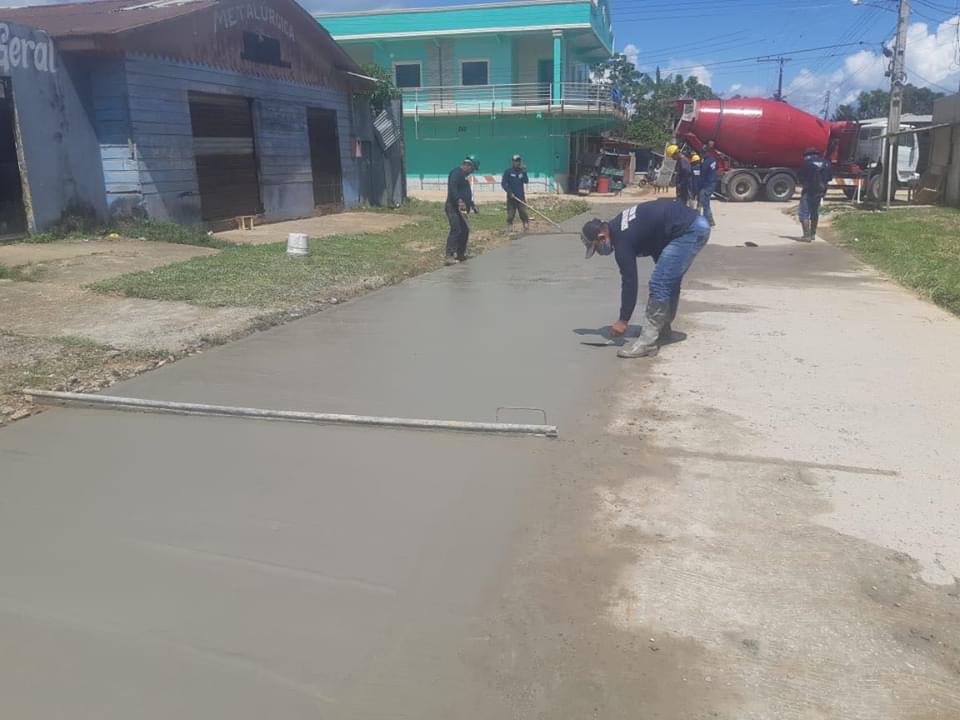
[26,389,559,438]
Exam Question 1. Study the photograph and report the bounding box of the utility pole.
[822,90,831,120]
[883,0,910,207]
[758,55,793,101]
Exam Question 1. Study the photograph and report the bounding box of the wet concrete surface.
[0,207,641,719]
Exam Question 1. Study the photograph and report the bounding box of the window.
[394,63,421,89]
[240,31,290,69]
[461,60,489,86]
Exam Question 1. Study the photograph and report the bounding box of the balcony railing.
[400,82,625,117]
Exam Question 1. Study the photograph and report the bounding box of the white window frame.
[460,58,490,87]
[393,61,422,89]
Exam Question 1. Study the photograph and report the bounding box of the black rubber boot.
[618,300,671,358]
[800,220,812,242]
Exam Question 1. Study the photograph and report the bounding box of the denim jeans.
[445,202,469,257]
[698,187,714,224]
[649,216,711,307]
[798,192,823,226]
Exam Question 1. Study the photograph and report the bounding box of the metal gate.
[307,108,343,208]
[189,93,262,222]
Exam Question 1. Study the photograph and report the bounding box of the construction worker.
[690,153,702,207]
[501,154,529,232]
[698,150,718,227]
[445,155,479,264]
[667,144,693,206]
[580,198,711,358]
[797,147,832,241]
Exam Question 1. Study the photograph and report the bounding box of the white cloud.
[784,16,960,113]
[660,60,713,87]
[724,82,767,98]
[622,43,640,68]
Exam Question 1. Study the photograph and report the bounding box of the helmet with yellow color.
[666,144,679,157]
[690,154,701,163]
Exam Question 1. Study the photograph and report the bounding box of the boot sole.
[617,346,660,359]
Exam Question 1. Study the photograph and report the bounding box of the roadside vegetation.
[91,199,589,308]
[830,207,960,316]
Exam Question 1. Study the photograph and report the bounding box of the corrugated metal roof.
[0,0,217,37]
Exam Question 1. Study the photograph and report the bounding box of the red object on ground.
[596,176,610,193]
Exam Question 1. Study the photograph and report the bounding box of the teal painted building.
[317,0,621,194]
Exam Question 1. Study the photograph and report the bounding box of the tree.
[592,57,716,148]
[360,63,400,114]
[831,84,944,121]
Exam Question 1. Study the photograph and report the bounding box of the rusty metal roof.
[0,0,370,90]
[0,0,219,37]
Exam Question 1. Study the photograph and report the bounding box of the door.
[307,108,343,209]
[189,93,261,222]
[896,131,918,183]
[537,59,552,103]
[0,79,27,237]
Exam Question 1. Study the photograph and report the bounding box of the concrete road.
[3,198,960,719]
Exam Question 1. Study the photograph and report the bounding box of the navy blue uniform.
[675,156,693,204]
[445,166,474,258]
[610,199,700,322]
[502,166,530,227]
[797,152,833,234]
[698,155,718,224]
[501,167,528,201]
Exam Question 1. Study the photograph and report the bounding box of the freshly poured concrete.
[0,213,637,719]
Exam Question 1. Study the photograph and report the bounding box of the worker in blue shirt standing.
[698,150,718,227]
[580,198,711,358]
[667,144,693,206]
[445,155,479,265]
[501,154,530,232]
[797,147,832,241]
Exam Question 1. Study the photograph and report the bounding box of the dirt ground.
[217,212,419,246]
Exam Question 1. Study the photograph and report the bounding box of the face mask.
[596,239,614,256]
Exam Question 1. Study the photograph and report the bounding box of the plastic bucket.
[596,176,610,193]
[287,233,309,257]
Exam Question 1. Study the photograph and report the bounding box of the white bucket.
[287,232,309,257]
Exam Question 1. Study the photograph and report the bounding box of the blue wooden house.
[1,0,391,234]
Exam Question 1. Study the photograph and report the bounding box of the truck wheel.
[867,174,896,202]
[764,172,796,202]
[725,172,760,202]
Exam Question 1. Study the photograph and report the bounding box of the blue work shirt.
[700,155,718,192]
[798,153,833,197]
[446,166,474,209]
[611,199,700,322]
[501,167,529,201]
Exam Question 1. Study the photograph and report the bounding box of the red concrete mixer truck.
[674,97,920,202]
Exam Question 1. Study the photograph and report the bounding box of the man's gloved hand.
[458,199,467,213]
[520,165,528,173]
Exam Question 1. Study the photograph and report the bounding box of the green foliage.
[592,55,716,149]
[832,84,944,121]
[360,63,401,114]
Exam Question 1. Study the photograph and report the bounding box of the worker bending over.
[581,198,711,358]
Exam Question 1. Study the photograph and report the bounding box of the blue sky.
[7,0,958,113]
[313,0,960,113]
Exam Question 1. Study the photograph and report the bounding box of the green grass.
[830,207,960,316]
[27,218,234,249]
[0,264,28,281]
[91,199,589,308]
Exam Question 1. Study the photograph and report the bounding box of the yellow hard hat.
[666,144,679,157]
[691,154,701,163]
